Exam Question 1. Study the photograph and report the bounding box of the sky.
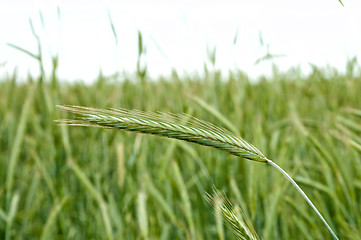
[0,0,360,82]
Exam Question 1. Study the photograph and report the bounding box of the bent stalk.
[266,159,339,240]
[57,105,339,240]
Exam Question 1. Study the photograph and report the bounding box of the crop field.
[1,63,361,239]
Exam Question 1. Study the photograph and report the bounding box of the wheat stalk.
[57,105,267,162]
[56,105,339,240]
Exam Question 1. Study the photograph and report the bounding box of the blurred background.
[0,0,360,81]
[1,1,361,240]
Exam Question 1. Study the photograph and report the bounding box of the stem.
[266,159,339,240]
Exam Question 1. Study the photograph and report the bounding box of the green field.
[1,63,361,239]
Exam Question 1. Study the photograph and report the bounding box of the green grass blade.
[6,82,35,210]
[0,207,8,223]
[68,159,113,240]
[137,189,149,239]
[172,161,196,239]
[40,197,69,240]
[6,193,20,240]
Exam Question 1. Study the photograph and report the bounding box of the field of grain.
[1,63,361,239]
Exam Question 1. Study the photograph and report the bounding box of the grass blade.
[137,189,149,239]
[172,161,196,239]
[68,159,113,240]
[40,197,69,240]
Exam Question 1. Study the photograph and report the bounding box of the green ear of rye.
[57,105,339,240]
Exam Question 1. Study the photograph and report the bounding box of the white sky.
[0,0,360,82]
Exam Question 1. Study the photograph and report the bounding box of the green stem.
[267,159,339,240]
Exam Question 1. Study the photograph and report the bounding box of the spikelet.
[205,187,260,240]
[57,105,268,163]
